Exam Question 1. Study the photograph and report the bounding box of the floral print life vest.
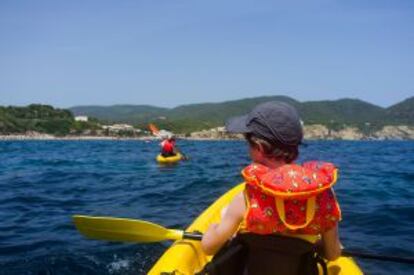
[240,161,341,235]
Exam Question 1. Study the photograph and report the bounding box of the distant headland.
[1,95,413,140]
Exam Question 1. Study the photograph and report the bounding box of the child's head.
[244,133,299,163]
[225,101,303,163]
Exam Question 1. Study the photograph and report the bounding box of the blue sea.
[1,140,413,275]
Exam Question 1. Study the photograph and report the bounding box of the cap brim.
[225,115,250,133]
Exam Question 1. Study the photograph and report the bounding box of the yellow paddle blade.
[73,215,183,243]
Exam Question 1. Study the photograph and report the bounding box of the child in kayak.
[160,134,177,157]
[201,101,342,275]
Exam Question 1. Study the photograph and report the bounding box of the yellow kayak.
[156,153,182,164]
[148,183,363,275]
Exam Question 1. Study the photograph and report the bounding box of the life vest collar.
[241,161,338,200]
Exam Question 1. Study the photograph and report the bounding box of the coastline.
[0,134,230,141]
[187,125,414,141]
[0,134,156,141]
[2,124,414,141]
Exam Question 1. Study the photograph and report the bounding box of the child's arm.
[320,224,342,261]
[201,192,245,255]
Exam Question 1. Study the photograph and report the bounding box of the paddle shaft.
[342,249,414,264]
[180,231,414,264]
[176,147,188,160]
[183,232,202,240]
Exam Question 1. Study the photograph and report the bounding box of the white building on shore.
[102,124,140,133]
[75,116,88,122]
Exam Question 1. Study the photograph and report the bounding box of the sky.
[0,0,413,108]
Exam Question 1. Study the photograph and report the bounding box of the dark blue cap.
[225,101,303,146]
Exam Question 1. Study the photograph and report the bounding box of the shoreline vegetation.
[1,96,414,141]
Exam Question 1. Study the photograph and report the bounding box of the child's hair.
[245,133,299,163]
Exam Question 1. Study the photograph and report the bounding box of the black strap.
[315,254,328,275]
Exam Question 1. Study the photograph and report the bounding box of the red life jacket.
[240,161,341,235]
[161,140,175,153]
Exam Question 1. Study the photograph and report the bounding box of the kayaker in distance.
[160,134,177,157]
[201,101,342,275]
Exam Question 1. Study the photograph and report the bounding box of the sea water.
[0,140,413,274]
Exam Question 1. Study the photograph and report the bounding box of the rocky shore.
[0,131,156,141]
[188,125,414,141]
[1,125,414,141]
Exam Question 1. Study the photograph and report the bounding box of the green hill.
[162,96,300,132]
[386,96,414,123]
[70,96,302,133]
[298,99,389,130]
[168,96,299,120]
[0,104,100,135]
[70,105,168,124]
[70,95,414,133]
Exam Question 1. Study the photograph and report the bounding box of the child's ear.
[256,143,265,154]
